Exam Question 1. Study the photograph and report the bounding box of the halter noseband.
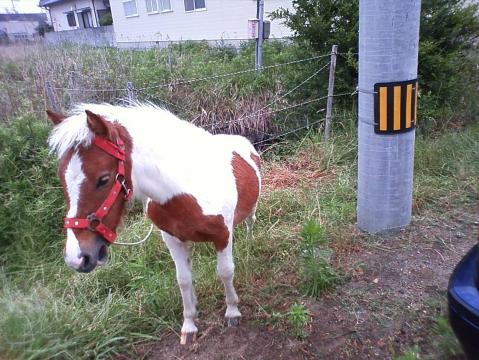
[63,136,133,244]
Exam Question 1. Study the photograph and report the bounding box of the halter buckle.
[116,174,132,200]
[86,213,101,232]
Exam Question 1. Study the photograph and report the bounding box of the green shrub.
[99,13,113,26]
[272,0,479,131]
[0,117,64,263]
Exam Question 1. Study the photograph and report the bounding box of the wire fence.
[48,53,332,93]
[42,48,356,146]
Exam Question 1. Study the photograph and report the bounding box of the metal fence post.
[324,44,338,140]
[45,80,58,112]
[255,0,264,72]
[126,81,136,102]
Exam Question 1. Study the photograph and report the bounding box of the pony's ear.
[85,110,111,138]
[46,110,67,125]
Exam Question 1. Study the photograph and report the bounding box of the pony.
[46,103,261,345]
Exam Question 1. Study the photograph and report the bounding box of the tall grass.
[0,41,478,359]
[0,41,332,142]
[0,117,478,358]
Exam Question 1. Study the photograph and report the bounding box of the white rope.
[113,223,154,246]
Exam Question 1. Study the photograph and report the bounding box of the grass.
[0,41,329,140]
[0,42,478,359]
[1,121,477,358]
[429,316,462,359]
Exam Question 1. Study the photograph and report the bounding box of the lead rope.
[113,223,154,246]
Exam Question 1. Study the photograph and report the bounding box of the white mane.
[48,102,208,158]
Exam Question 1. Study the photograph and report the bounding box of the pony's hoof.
[180,331,197,345]
[225,316,241,327]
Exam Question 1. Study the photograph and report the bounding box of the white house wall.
[49,0,108,31]
[110,0,293,46]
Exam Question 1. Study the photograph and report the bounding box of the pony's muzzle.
[67,236,109,273]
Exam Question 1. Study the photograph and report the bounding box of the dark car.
[448,244,479,359]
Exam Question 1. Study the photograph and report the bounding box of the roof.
[38,0,67,6]
[0,13,47,22]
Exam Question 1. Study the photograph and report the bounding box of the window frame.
[66,11,77,27]
[159,0,172,12]
[184,0,206,13]
[80,9,93,28]
[122,0,139,18]
[13,33,28,40]
[145,0,158,14]
[146,0,172,15]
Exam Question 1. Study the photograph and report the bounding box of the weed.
[286,303,310,339]
[300,219,327,248]
[299,220,340,298]
[430,316,462,359]
[393,345,421,360]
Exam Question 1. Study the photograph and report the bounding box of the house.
[109,0,293,48]
[0,13,47,41]
[39,0,112,32]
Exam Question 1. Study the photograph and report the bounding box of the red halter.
[63,136,133,244]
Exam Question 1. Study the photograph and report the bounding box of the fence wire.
[221,61,330,128]
[44,50,358,146]
[137,54,332,91]
[49,53,331,93]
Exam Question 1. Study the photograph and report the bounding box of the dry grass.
[262,150,332,191]
[0,42,322,141]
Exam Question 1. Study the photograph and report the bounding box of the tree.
[273,0,479,125]
[271,1,358,95]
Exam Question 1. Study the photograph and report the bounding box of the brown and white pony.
[47,103,261,344]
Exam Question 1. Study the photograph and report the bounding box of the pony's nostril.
[81,254,91,268]
[77,252,98,273]
[98,244,108,263]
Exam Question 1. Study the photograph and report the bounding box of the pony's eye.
[96,175,110,189]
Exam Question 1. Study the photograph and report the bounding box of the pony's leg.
[245,206,257,235]
[161,231,198,345]
[217,234,241,326]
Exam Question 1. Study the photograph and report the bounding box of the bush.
[272,0,479,131]
[0,117,64,263]
[99,13,113,26]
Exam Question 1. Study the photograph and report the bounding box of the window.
[145,0,158,13]
[159,0,171,11]
[184,0,205,12]
[13,33,28,40]
[80,9,93,28]
[122,0,138,17]
[146,0,171,13]
[66,12,76,26]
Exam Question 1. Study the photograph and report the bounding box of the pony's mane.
[48,102,182,158]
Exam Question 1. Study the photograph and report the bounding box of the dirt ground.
[128,202,477,360]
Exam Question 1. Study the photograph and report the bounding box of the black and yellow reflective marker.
[374,79,418,134]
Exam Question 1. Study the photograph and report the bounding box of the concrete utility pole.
[255,0,264,71]
[357,0,421,233]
